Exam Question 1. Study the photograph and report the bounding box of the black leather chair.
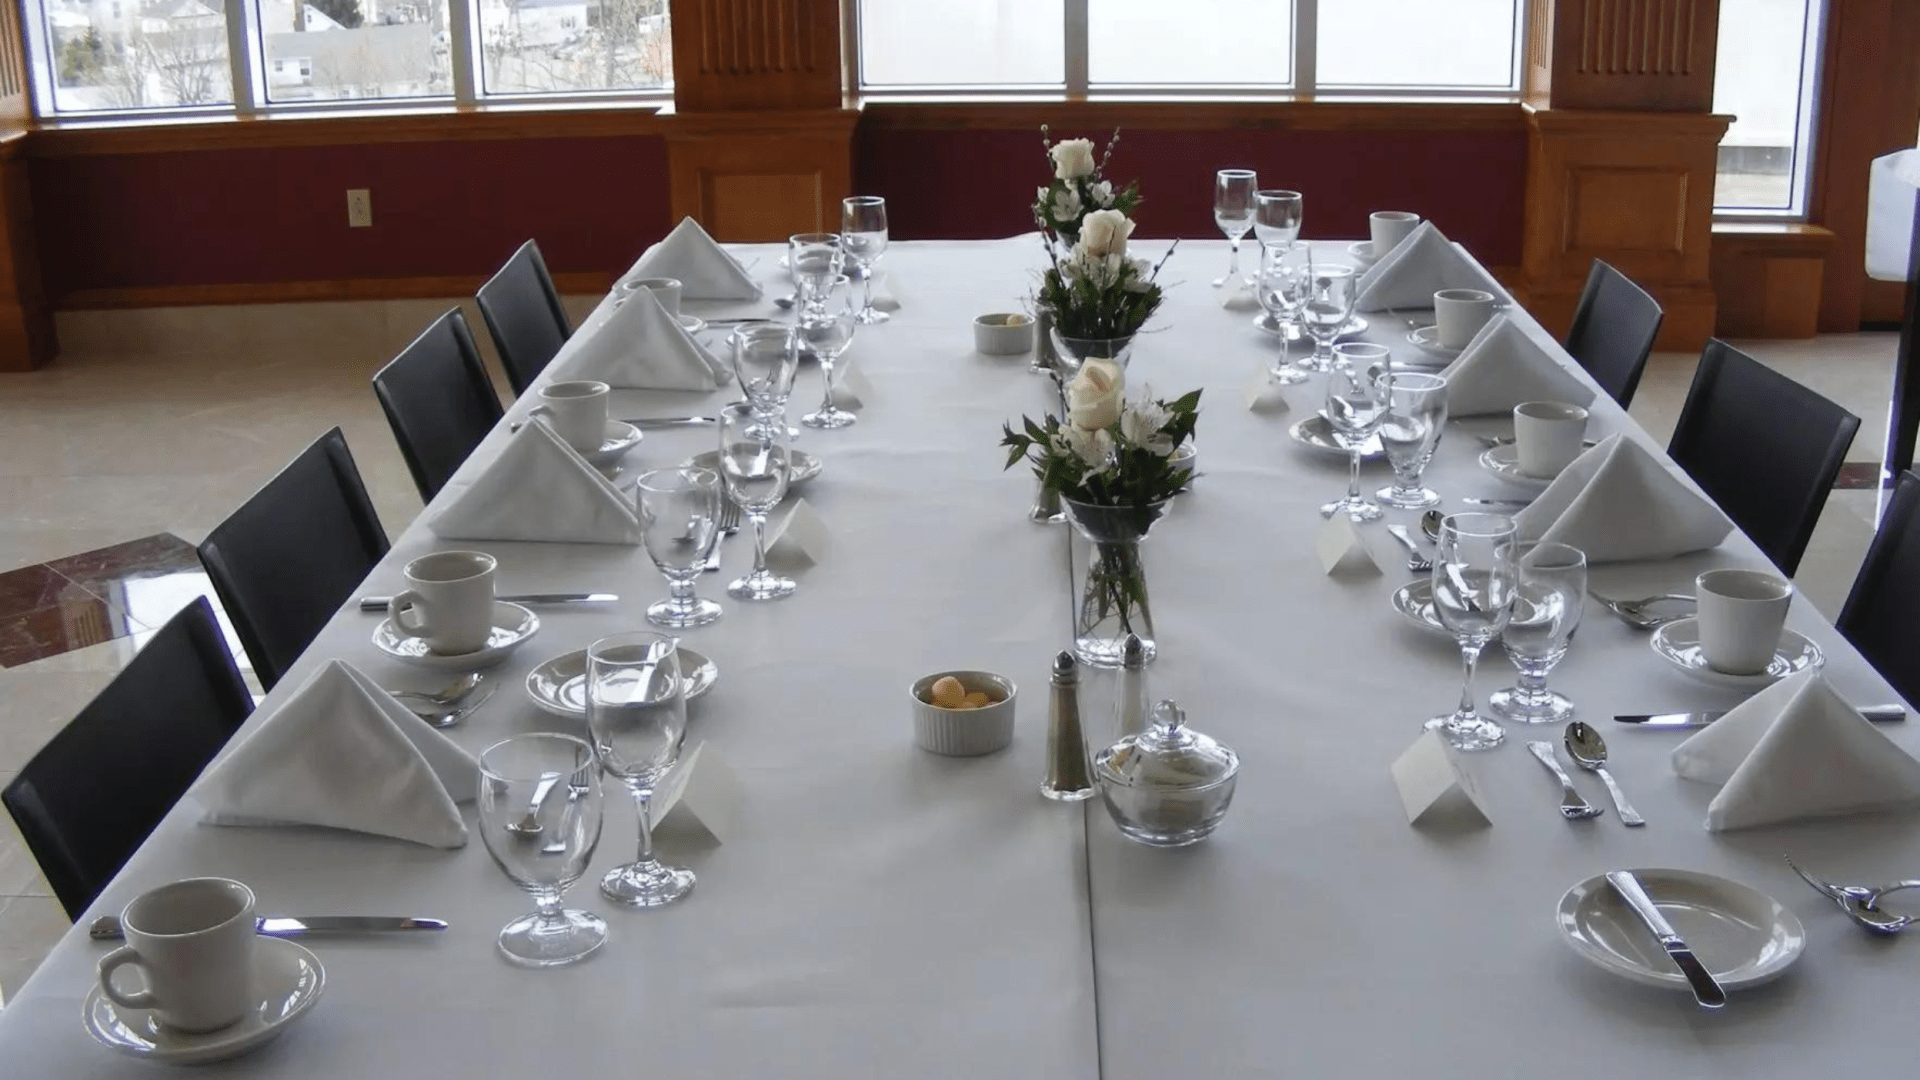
[1668,340,1860,576]
[476,240,572,397]
[372,308,503,501]
[198,427,389,690]
[1563,260,1664,408]
[1838,471,1920,706]
[3,597,253,920]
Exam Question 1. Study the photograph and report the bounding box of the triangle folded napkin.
[191,660,475,848]
[1673,669,1920,831]
[1512,434,1732,563]
[626,217,762,301]
[427,421,642,545]
[1439,314,1597,416]
[551,287,726,390]
[1354,222,1500,313]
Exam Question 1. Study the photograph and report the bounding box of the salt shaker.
[1040,651,1096,802]
[1117,633,1149,739]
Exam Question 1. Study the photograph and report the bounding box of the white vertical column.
[446,0,479,101]
[1292,0,1315,93]
[225,0,262,112]
[1064,0,1088,96]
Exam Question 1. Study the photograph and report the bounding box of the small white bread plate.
[83,938,326,1065]
[580,421,643,467]
[526,646,718,718]
[1556,868,1805,992]
[1477,444,1555,489]
[1649,618,1823,690]
[1288,415,1385,462]
[686,448,823,487]
[374,602,539,670]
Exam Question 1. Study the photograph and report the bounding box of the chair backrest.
[1563,260,1664,408]
[3,597,253,919]
[1838,471,1920,707]
[372,308,504,502]
[476,239,572,397]
[197,427,389,690]
[1668,339,1860,576]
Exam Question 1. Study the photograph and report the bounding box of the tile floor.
[0,301,1901,999]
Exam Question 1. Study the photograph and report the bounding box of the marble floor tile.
[0,596,144,669]
[0,895,70,1000]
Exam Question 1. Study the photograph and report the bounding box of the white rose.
[1078,209,1134,259]
[1050,187,1083,225]
[1066,357,1126,432]
[1050,138,1096,180]
[1090,180,1114,207]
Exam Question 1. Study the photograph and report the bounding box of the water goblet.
[637,466,723,629]
[718,403,795,602]
[587,632,694,908]
[1376,371,1449,509]
[1321,343,1391,523]
[1213,169,1258,287]
[1489,542,1587,724]
[1424,514,1519,752]
[788,232,844,318]
[729,321,798,433]
[841,195,890,324]
[1257,241,1309,384]
[799,275,859,430]
[477,733,606,966]
[1300,260,1358,373]
[1252,188,1303,249]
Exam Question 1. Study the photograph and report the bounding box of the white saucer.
[686,448,823,486]
[1347,240,1379,268]
[1406,325,1463,363]
[581,421,643,467]
[676,313,708,336]
[1557,868,1805,993]
[1649,618,1823,689]
[1288,414,1385,461]
[1255,314,1369,340]
[1389,580,1449,636]
[1477,444,1556,489]
[525,646,718,718]
[374,602,540,670]
[84,937,325,1065]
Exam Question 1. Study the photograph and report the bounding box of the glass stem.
[1346,447,1363,503]
[818,359,836,412]
[1226,238,1240,279]
[861,272,876,316]
[1516,666,1549,704]
[667,574,696,611]
[1457,643,1483,719]
[534,887,564,924]
[750,512,771,576]
[631,785,656,867]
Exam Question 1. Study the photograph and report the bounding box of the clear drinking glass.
[788,232,845,318]
[730,322,799,433]
[477,733,606,966]
[1376,371,1450,510]
[799,275,859,430]
[1252,189,1303,249]
[1300,260,1358,372]
[587,632,694,908]
[1258,242,1309,384]
[1321,343,1391,523]
[841,195,891,324]
[1213,169,1258,287]
[638,467,723,629]
[1489,542,1587,724]
[1425,514,1519,752]
[718,403,795,602]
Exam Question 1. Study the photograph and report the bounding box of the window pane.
[481,0,673,95]
[1088,0,1291,86]
[1318,0,1517,88]
[45,0,233,112]
[860,0,1063,88]
[1713,0,1816,211]
[256,0,453,102]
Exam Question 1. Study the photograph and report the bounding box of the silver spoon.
[1564,722,1646,826]
[389,673,484,709]
[773,293,795,310]
[1420,509,1445,543]
[505,774,561,838]
[418,682,496,730]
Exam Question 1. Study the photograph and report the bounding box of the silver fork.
[1385,526,1433,572]
[702,501,742,572]
[1527,741,1602,820]
[1785,856,1917,934]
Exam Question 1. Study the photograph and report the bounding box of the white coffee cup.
[529,380,610,453]
[1512,401,1589,478]
[622,276,682,318]
[1696,569,1793,675]
[97,878,258,1034]
[392,551,497,655]
[1433,288,1499,349]
[1369,211,1421,259]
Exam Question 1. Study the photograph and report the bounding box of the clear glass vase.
[1062,497,1166,667]
[1048,329,1136,381]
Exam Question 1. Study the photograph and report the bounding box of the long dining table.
[1,235,1915,1077]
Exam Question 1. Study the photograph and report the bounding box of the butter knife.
[359,593,616,612]
[1604,871,1726,1009]
[1615,704,1905,728]
[90,915,448,940]
[509,416,716,434]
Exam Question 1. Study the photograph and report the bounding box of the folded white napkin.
[192,660,475,848]
[1354,222,1500,313]
[626,217,762,301]
[1512,434,1732,563]
[1439,314,1598,417]
[427,421,642,545]
[1673,669,1920,831]
[551,288,725,390]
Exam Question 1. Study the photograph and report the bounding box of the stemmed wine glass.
[637,466,722,629]
[1321,343,1391,523]
[799,275,858,430]
[729,322,798,435]
[1425,514,1518,752]
[717,403,795,602]
[1258,242,1309,384]
[1299,260,1358,374]
[841,195,890,324]
[1376,371,1449,509]
[1489,542,1587,724]
[587,632,694,908]
[1213,169,1258,288]
[1252,189,1303,249]
[788,232,844,318]
[477,733,606,966]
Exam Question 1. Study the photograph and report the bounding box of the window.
[1712,0,1825,215]
[479,0,671,96]
[858,0,1062,89]
[258,0,453,102]
[42,0,234,112]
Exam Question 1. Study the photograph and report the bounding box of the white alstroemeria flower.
[1060,424,1116,482]
[1078,209,1134,259]
[1050,187,1083,225]
[1050,138,1096,180]
[1036,186,1050,204]
[1120,400,1175,456]
[1090,180,1114,207]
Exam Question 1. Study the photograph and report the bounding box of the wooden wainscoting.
[664,109,856,241]
[1709,223,1835,339]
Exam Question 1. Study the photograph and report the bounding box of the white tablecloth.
[1,237,1913,1077]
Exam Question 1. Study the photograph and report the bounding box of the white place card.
[1221,278,1261,312]
[653,741,744,846]
[766,498,829,570]
[830,359,875,410]
[1315,515,1380,577]
[1390,730,1491,828]
[1244,370,1292,414]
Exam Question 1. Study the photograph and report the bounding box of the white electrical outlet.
[346,189,372,228]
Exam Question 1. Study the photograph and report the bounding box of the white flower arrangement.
[1032,127,1141,247]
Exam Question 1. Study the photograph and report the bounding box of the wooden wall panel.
[665,111,854,242]
[1528,0,1720,110]
[669,0,842,112]
[1710,223,1832,339]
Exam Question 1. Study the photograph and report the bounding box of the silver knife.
[1605,871,1726,1009]
[1615,704,1905,728]
[90,915,448,940]
[509,416,716,434]
[360,593,617,612]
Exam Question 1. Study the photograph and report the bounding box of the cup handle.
[391,589,431,637]
[98,946,158,1011]
[527,405,553,424]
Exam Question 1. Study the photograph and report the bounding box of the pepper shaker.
[1117,633,1149,739]
[1041,651,1096,802]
